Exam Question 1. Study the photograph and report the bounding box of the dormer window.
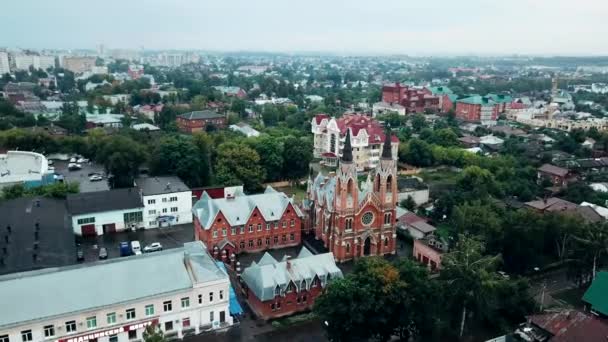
[300,280,306,291]
[275,285,281,296]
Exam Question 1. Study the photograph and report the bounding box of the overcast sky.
[1,0,607,55]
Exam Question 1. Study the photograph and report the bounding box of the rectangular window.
[65,320,76,333]
[240,226,244,234]
[148,199,156,204]
[123,211,143,224]
[171,207,178,212]
[248,225,253,232]
[164,321,173,331]
[163,300,172,312]
[162,198,167,203]
[198,294,203,304]
[149,221,156,226]
[181,297,190,308]
[86,316,97,329]
[209,292,214,302]
[145,304,155,316]
[107,312,116,324]
[148,209,156,215]
[231,227,236,235]
[282,221,287,228]
[248,240,253,247]
[126,308,136,320]
[219,290,224,300]
[170,196,178,202]
[183,317,191,328]
[266,223,270,230]
[257,224,262,231]
[77,217,95,225]
[0,335,8,342]
[290,233,295,241]
[222,228,227,236]
[109,336,118,342]
[162,208,167,213]
[21,330,32,342]
[290,219,295,227]
[274,236,279,244]
[44,325,55,337]
[274,222,279,229]
[282,235,287,242]
[210,311,214,322]
[128,330,137,340]
[212,230,218,238]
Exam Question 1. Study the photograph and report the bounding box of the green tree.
[246,135,284,182]
[573,222,608,281]
[215,142,265,193]
[282,136,313,182]
[456,166,500,199]
[96,136,148,188]
[439,235,503,338]
[452,201,502,247]
[142,324,166,342]
[402,139,434,167]
[429,128,459,147]
[400,196,416,210]
[410,114,427,132]
[149,135,209,187]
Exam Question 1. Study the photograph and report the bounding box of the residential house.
[396,210,435,239]
[425,86,457,113]
[311,114,398,171]
[176,110,226,134]
[240,247,342,320]
[192,187,303,257]
[511,310,608,342]
[382,82,439,113]
[372,101,406,117]
[537,164,575,188]
[455,95,500,124]
[583,271,608,318]
[458,135,481,148]
[524,197,603,223]
[413,234,448,272]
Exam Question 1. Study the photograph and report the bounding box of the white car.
[68,163,82,171]
[77,158,89,163]
[89,174,103,181]
[144,242,163,253]
[131,241,141,254]
[69,157,76,163]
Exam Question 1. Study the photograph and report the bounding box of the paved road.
[53,160,110,193]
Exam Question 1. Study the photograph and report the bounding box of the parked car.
[99,247,108,260]
[77,158,89,163]
[68,163,82,171]
[144,242,163,253]
[119,242,131,257]
[89,174,103,181]
[131,240,142,255]
[69,157,76,163]
[76,249,84,262]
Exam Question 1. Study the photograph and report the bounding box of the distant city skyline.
[1,0,607,56]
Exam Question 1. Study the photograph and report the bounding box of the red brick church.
[306,128,398,262]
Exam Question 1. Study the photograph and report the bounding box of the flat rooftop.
[135,176,190,196]
[0,197,76,276]
[0,241,226,329]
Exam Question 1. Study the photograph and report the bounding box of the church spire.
[342,129,353,163]
[381,125,393,160]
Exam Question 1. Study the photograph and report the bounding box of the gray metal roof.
[192,186,303,230]
[178,110,223,120]
[67,188,144,216]
[241,247,343,302]
[0,241,224,329]
[135,176,190,196]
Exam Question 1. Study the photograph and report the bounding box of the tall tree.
[143,324,166,342]
[282,136,313,183]
[573,222,608,281]
[96,136,148,188]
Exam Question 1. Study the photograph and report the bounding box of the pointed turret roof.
[342,128,353,163]
[381,125,393,159]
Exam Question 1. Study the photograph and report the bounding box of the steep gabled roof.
[241,247,343,302]
[192,186,303,230]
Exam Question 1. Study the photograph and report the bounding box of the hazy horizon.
[2,0,607,56]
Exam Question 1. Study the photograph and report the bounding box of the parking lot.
[76,223,195,262]
[53,160,110,193]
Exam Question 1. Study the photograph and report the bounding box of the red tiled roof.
[401,212,427,225]
[335,114,398,144]
[314,114,329,125]
[539,164,570,177]
[528,310,608,342]
[321,152,337,158]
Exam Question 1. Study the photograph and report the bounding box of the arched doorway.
[363,237,371,256]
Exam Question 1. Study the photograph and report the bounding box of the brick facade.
[176,115,226,134]
[382,83,439,113]
[243,279,323,320]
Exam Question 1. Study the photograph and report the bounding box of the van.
[130,240,141,254]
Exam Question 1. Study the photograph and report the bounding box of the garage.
[81,224,96,236]
[103,223,116,234]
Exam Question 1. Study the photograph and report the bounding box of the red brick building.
[425,86,458,113]
[306,128,398,262]
[176,110,226,133]
[192,187,303,257]
[382,82,439,113]
[240,247,342,319]
[455,95,500,123]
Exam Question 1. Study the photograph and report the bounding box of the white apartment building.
[11,54,55,71]
[135,176,193,229]
[311,114,398,171]
[0,241,233,342]
[0,52,10,75]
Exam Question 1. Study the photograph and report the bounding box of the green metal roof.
[427,86,454,95]
[487,93,513,103]
[583,271,608,316]
[457,95,495,106]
